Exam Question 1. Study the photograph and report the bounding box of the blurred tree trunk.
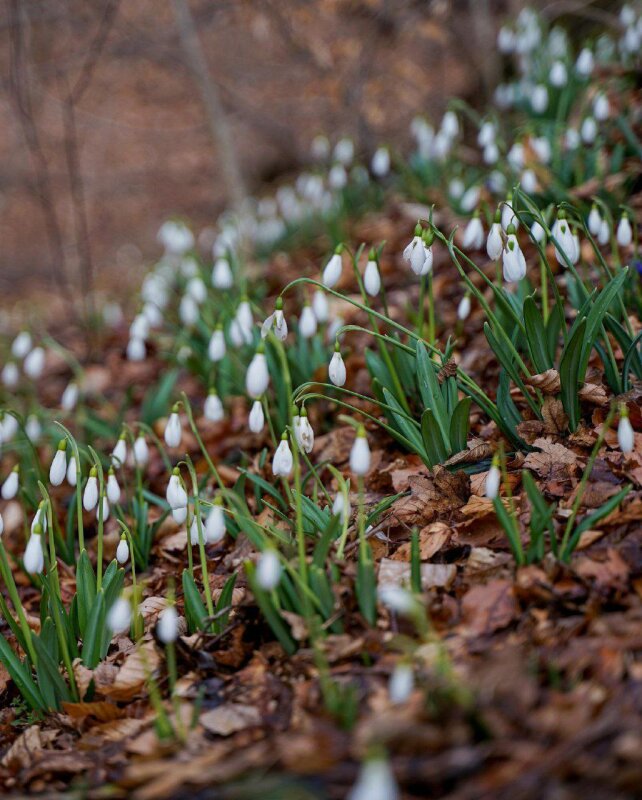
[171,0,247,213]
[468,0,499,101]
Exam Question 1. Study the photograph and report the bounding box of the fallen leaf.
[200,703,261,736]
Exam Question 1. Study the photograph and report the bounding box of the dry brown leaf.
[461,579,519,637]
[200,703,261,736]
[100,641,160,701]
[61,701,124,722]
[542,396,569,434]
[378,557,456,590]
[579,382,609,405]
[526,369,561,394]
[1,725,42,769]
[523,437,577,480]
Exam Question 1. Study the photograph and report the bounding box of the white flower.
[172,506,187,525]
[502,233,527,283]
[576,48,594,76]
[334,137,354,165]
[507,143,525,171]
[112,437,127,467]
[378,585,416,614]
[158,220,193,254]
[348,758,399,800]
[521,169,537,194]
[272,435,293,477]
[256,550,281,590]
[25,415,41,441]
[107,471,121,505]
[249,400,265,434]
[179,295,199,327]
[618,412,634,454]
[312,289,329,323]
[483,142,499,164]
[299,305,317,339]
[328,163,347,190]
[67,457,77,487]
[164,410,182,449]
[581,116,597,144]
[49,443,67,486]
[261,306,288,341]
[31,505,47,534]
[127,337,146,362]
[617,215,633,247]
[188,514,202,545]
[322,250,343,288]
[552,215,580,265]
[246,350,269,398]
[0,512,3,536]
[477,120,496,147]
[332,491,351,523]
[311,134,330,160]
[208,327,227,361]
[363,259,381,296]
[2,415,17,442]
[389,662,414,704]
[204,391,224,422]
[24,531,44,574]
[441,110,459,139]
[457,295,471,321]
[24,347,45,379]
[211,256,234,289]
[236,299,253,335]
[329,349,347,387]
[157,605,179,644]
[487,221,503,260]
[61,382,79,411]
[1,467,19,500]
[2,362,19,388]
[501,200,518,231]
[11,331,32,359]
[462,215,484,250]
[187,276,207,304]
[530,220,546,243]
[350,427,371,476]
[296,410,314,453]
[565,127,580,150]
[107,596,131,635]
[371,147,390,177]
[593,93,610,121]
[116,536,129,564]
[83,472,99,511]
[588,205,602,236]
[549,60,568,87]
[166,470,188,509]
[485,462,501,499]
[134,435,149,466]
[404,230,432,276]
[205,503,226,544]
[531,84,548,113]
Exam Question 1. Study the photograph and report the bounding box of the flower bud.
[249,399,265,433]
[350,426,371,476]
[49,440,68,486]
[322,247,343,288]
[1,466,19,500]
[618,408,635,454]
[389,662,414,705]
[24,527,44,574]
[157,604,179,644]
[107,595,131,635]
[208,326,227,361]
[205,500,226,544]
[116,535,129,564]
[164,408,182,449]
[272,434,293,477]
[134,434,149,466]
[204,390,224,422]
[246,348,270,399]
[83,469,99,511]
[107,469,121,505]
[257,549,281,590]
[485,458,501,499]
[329,346,346,387]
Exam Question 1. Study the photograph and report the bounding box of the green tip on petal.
[90,466,97,478]
[58,438,68,451]
[414,222,422,236]
[172,466,181,476]
[32,523,43,536]
[275,296,284,310]
[334,243,344,255]
[356,424,366,438]
[506,223,516,236]
[280,431,288,441]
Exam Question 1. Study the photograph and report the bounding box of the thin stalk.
[184,456,214,619]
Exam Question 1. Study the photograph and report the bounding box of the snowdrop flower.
[24,527,45,574]
[142,302,163,328]
[1,466,19,500]
[299,304,317,339]
[565,127,580,150]
[31,503,47,534]
[295,407,314,453]
[25,415,41,441]
[389,662,414,704]
[24,347,45,379]
[166,468,188,509]
[332,491,350,523]
[112,434,127,468]
[100,492,109,522]
[107,469,121,505]
[134,434,149,466]
[2,415,17,443]
[348,757,399,800]
[363,253,381,296]
[249,399,265,434]
[483,142,499,164]
[164,405,182,449]
[462,212,484,250]
[441,110,459,139]
[502,228,527,283]
[501,197,518,231]
[334,137,354,165]
[507,142,525,172]
[350,426,371,476]
[329,345,346,387]
[311,134,330,160]
[549,60,568,87]
[322,246,344,288]
[261,297,288,341]
[378,585,417,615]
[531,137,551,164]
[67,456,77,487]
[449,178,465,200]
[116,534,129,564]
[530,220,546,244]
[205,500,226,544]
[273,433,293,477]
[107,595,131,635]
[581,116,597,144]
[371,146,390,177]
[485,457,501,499]
[172,506,187,525]
[409,231,433,277]
[552,212,580,266]
[256,549,281,590]
[617,214,633,247]
[598,218,610,246]
[328,163,347,190]
[593,93,610,121]
[531,84,548,113]
[461,186,480,214]
[204,389,224,422]
[497,25,515,53]
[83,468,99,511]
[312,289,329,323]
[61,381,80,411]
[403,224,427,275]
[618,407,634,454]
[487,214,503,260]
[49,440,68,486]
[588,204,602,236]
[477,120,496,148]
[208,325,227,361]
[246,345,270,399]
[188,514,203,546]
[521,169,537,194]
[186,276,207,304]
[12,331,32,359]
[236,297,253,335]
[457,294,471,321]
[576,48,594,76]
[179,295,199,327]
[212,257,234,290]
[2,362,19,388]
[157,604,179,644]
[127,337,146,362]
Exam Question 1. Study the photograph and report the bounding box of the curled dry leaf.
[525,369,561,394]
[200,703,261,736]
[99,640,160,701]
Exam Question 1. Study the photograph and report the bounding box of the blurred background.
[0,0,615,297]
